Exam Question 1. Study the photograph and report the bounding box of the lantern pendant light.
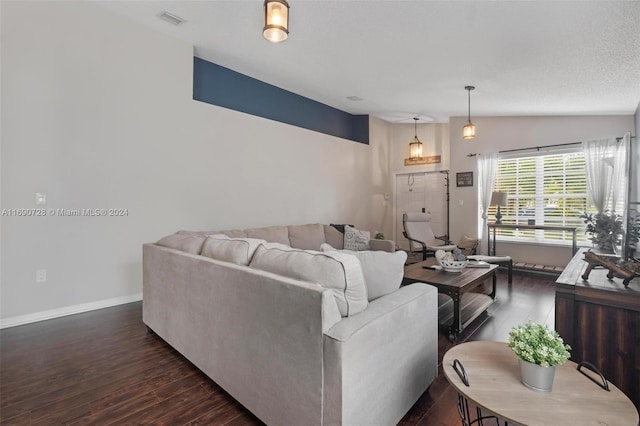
[263,0,290,43]
[409,117,424,159]
[463,85,476,140]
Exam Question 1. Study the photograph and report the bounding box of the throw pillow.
[201,235,266,266]
[321,245,407,301]
[156,231,206,255]
[249,244,368,317]
[288,224,325,250]
[343,225,370,251]
[458,234,479,255]
[245,226,290,245]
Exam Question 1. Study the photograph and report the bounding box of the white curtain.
[612,132,630,218]
[477,152,499,243]
[582,134,629,215]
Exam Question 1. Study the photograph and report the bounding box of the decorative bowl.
[438,258,468,272]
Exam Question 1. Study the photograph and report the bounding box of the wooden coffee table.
[404,259,497,341]
[443,341,639,425]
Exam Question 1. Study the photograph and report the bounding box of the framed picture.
[456,172,473,187]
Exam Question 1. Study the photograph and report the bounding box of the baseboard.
[0,293,143,329]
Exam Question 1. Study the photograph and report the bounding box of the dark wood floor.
[0,270,556,426]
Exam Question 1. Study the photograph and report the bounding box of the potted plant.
[581,211,623,253]
[507,321,571,392]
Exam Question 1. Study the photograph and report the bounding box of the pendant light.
[409,117,423,159]
[463,85,476,140]
[263,0,290,43]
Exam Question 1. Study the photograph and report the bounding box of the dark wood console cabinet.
[555,248,639,410]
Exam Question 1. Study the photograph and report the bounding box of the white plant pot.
[518,359,556,392]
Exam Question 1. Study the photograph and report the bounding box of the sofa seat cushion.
[249,244,368,317]
[201,235,266,266]
[156,231,206,255]
[245,226,289,245]
[288,224,326,250]
[321,244,407,301]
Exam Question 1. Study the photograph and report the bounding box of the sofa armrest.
[323,283,438,425]
[369,238,395,252]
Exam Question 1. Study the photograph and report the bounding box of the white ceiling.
[98,0,640,123]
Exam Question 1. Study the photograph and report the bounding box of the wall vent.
[157,11,186,26]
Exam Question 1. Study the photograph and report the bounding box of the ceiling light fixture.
[463,85,476,140]
[409,117,423,159]
[263,0,289,43]
[404,117,442,166]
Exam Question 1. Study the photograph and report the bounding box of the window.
[490,150,589,244]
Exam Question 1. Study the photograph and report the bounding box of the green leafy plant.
[374,232,385,240]
[581,210,640,253]
[580,211,623,252]
[508,321,571,367]
[627,214,640,252]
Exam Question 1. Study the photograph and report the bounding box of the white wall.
[368,117,393,239]
[0,1,374,324]
[449,115,635,266]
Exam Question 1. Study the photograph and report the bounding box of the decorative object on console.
[508,321,571,392]
[463,86,476,140]
[263,0,289,43]
[490,191,507,224]
[374,232,385,240]
[581,249,640,286]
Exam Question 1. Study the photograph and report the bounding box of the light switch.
[35,193,46,205]
[459,199,464,206]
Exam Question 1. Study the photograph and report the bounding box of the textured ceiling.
[98,0,640,123]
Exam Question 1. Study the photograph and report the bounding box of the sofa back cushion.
[287,224,326,250]
[324,225,345,249]
[249,244,368,317]
[204,229,248,239]
[321,244,407,301]
[245,226,289,245]
[156,231,206,255]
[201,235,266,266]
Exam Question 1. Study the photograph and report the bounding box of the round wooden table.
[443,341,639,425]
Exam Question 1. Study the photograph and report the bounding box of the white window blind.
[491,150,590,244]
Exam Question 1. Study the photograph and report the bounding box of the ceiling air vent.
[157,11,186,26]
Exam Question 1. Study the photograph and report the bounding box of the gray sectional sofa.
[143,223,438,426]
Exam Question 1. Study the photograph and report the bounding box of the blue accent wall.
[193,57,369,144]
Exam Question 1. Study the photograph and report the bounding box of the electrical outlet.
[36,269,47,283]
